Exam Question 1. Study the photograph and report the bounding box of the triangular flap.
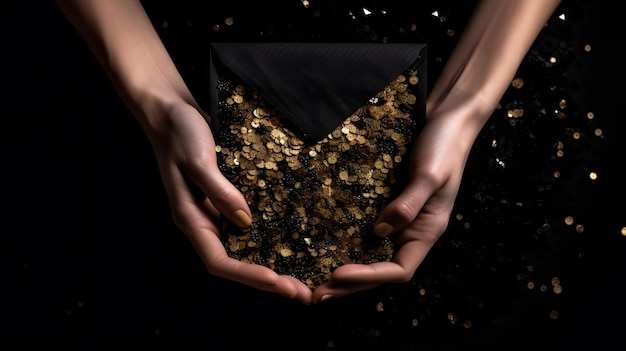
[209,42,426,141]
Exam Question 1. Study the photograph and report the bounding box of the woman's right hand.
[146,102,313,304]
[55,0,313,304]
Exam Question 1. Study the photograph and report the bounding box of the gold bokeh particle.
[511,77,524,89]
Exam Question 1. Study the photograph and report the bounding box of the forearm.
[427,0,561,147]
[55,0,200,134]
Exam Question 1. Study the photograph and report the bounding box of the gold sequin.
[511,77,524,89]
[376,302,384,312]
[215,67,421,289]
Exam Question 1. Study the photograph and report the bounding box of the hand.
[146,102,313,304]
[312,111,471,303]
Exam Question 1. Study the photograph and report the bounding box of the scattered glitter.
[549,310,559,320]
[511,77,524,89]
[376,302,384,312]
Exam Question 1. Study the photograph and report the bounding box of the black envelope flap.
[209,42,427,142]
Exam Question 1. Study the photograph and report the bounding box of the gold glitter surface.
[215,69,421,289]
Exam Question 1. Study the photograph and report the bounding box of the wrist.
[113,71,203,138]
[130,85,185,133]
[426,88,496,151]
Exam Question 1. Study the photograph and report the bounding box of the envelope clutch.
[208,42,427,289]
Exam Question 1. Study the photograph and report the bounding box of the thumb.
[186,161,252,228]
[372,180,431,238]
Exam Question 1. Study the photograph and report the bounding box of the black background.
[2,1,620,350]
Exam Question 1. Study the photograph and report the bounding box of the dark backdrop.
[2,1,620,350]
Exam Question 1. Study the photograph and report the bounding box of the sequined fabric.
[214,68,422,289]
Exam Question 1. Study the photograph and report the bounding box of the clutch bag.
[208,42,427,289]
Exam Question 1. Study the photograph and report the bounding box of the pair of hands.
[147,102,468,305]
[55,0,558,305]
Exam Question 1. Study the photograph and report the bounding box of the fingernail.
[232,209,252,228]
[320,294,333,302]
[373,222,393,237]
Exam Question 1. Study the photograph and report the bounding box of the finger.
[159,104,253,228]
[336,220,440,280]
[190,228,310,299]
[282,275,314,305]
[372,180,432,238]
[327,262,407,284]
[184,161,253,229]
[312,280,381,304]
[164,166,311,301]
[209,257,313,304]
[313,220,441,304]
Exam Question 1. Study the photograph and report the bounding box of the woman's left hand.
[312,111,470,303]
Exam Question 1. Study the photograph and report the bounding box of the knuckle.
[393,200,420,224]
[185,153,213,173]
